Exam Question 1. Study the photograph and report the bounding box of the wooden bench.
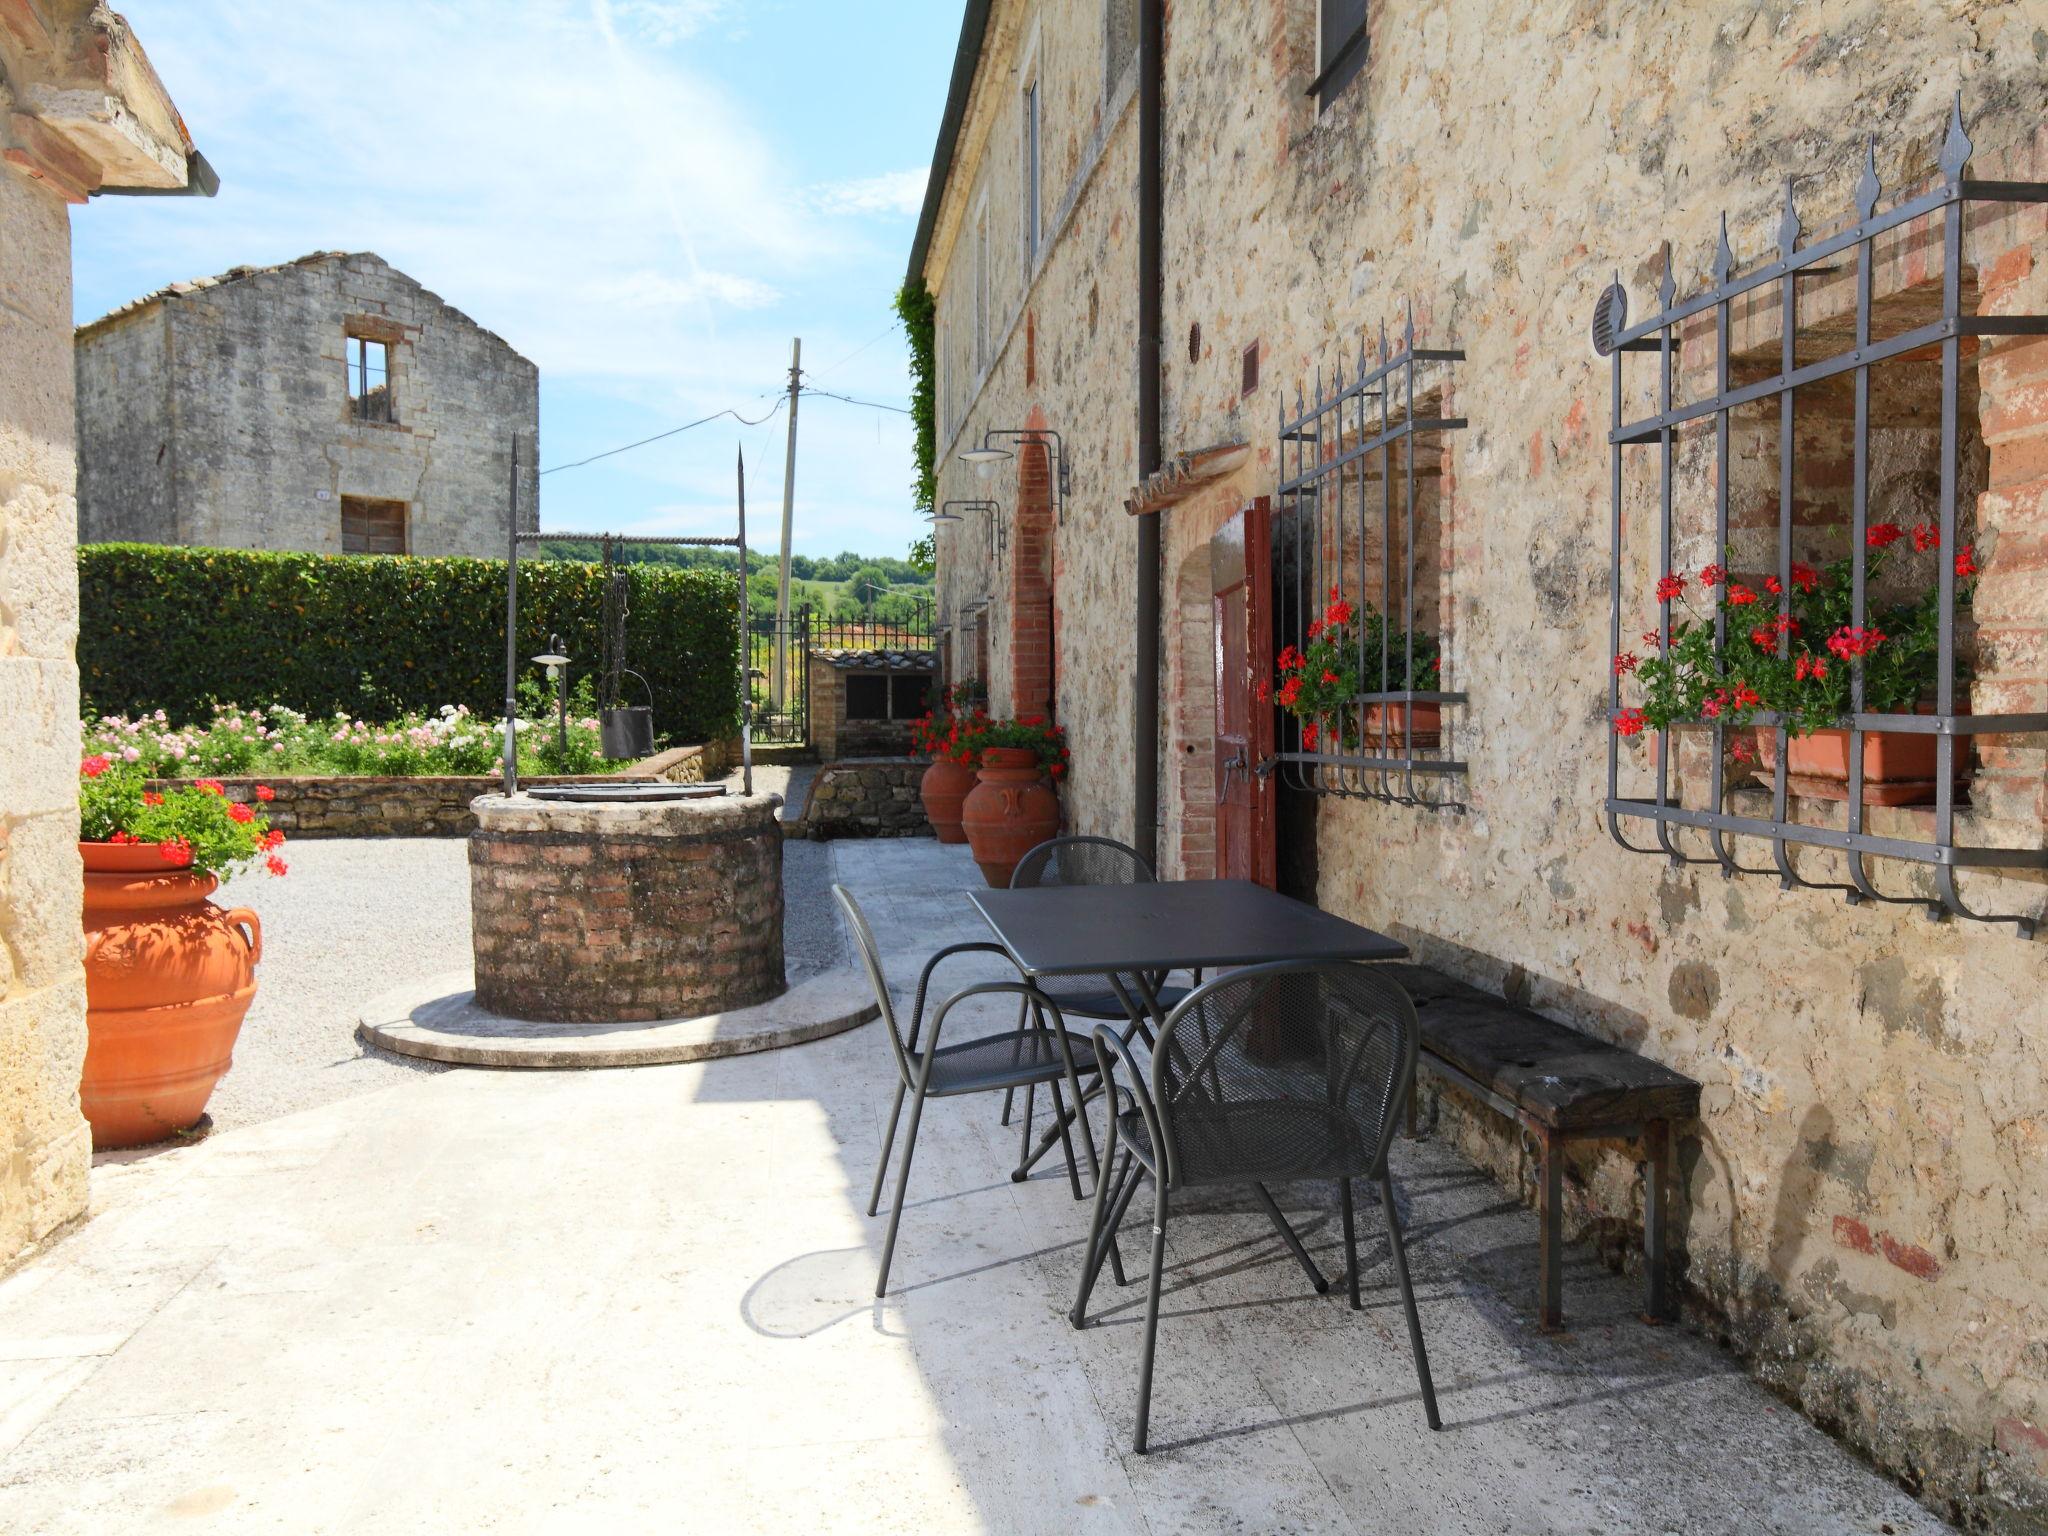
[1382,964,1702,1330]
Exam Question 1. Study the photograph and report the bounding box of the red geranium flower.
[1730,740,1754,763]
[1276,645,1305,671]
[1324,597,1354,628]
[196,779,225,796]
[1790,562,1820,593]
[1306,618,1324,640]
[1764,575,1783,596]
[228,802,256,824]
[1826,625,1885,660]
[159,836,194,866]
[81,754,111,778]
[254,784,276,801]
[1725,583,1759,607]
[1301,721,1320,751]
[1613,708,1647,738]
[1749,626,1774,648]
[1700,562,1725,589]
[1867,522,1903,549]
[265,854,289,877]
[1911,522,1940,553]
[1955,545,1978,579]
[1654,573,1684,603]
[1613,651,1641,676]
[141,791,164,807]
[1319,669,1341,686]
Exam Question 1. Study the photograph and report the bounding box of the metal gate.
[747,602,937,748]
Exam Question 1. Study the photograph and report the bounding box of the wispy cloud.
[810,168,929,218]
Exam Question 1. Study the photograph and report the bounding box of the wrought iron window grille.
[1276,301,1467,809]
[1595,96,2048,936]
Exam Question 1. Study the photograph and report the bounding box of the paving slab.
[0,836,1954,1535]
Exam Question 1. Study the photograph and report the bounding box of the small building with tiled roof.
[76,250,537,558]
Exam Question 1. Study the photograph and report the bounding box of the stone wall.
[150,743,731,839]
[76,251,538,557]
[468,792,784,1023]
[0,2,199,1271]
[791,759,932,839]
[921,2,2048,1522]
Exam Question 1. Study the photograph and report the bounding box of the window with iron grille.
[345,335,393,423]
[1022,72,1042,267]
[1597,97,2048,935]
[1275,305,1466,809]
[1310,0,1367,113]
[341,496,407,555]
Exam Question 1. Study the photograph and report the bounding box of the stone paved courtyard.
[0,838,1950,1533]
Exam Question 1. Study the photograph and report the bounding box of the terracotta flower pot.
[1753,701,1971,807]
[79,841,261,1149]
[1363,702,1442,750]
[960,747,1061,888]
[919,756,977,844]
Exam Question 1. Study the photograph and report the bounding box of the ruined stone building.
[0,1,207,1267]
[911,1,2048,1525]
[75,251,538,557]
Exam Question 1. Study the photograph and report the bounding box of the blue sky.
[74,0,954,558]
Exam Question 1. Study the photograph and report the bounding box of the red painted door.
[1213,498,1276,887]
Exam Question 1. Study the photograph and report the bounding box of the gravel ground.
[190,839,468,1139]
[165,825,842,1144]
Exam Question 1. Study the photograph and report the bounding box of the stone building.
[911,1,2048,1524]
[75,251,538,556]
[0,2,207,1267]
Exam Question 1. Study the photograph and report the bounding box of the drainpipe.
[1133,0,1163,869]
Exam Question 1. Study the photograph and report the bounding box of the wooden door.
[1212,498,1275,887]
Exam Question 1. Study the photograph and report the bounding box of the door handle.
[1217,751,1246,803]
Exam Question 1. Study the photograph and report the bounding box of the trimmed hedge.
[79,543,742,745]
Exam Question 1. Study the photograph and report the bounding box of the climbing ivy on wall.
[78,543,742,744]
[895,276,937,518]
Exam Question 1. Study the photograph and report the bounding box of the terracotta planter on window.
[1363,702,1442,750]
[919,757,977,844]
[79,841,261,1149]
[960,748,1061,888]
[1753,700,1971,807]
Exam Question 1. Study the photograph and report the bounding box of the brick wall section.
[791,758,933,839]
[468,793,783,1024]
[1010,437,1055,716]
[148,742,729,838]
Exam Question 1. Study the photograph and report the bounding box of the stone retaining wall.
[149,740,732,838]
[791,758,931,840]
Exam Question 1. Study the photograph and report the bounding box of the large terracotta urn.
[960,747,1061,888]
[79,842,261,1149]
[919,756,976,844]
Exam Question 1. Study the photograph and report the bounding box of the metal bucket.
[601,706,655,760]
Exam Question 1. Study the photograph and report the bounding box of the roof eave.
[903,0,993,293]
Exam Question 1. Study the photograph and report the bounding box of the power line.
[538,396,786,476]
[801,384,911,415]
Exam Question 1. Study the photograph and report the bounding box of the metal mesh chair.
[833,885,1100,1297]
[1071,960,1441,1451]
[1000,836,1197,1156]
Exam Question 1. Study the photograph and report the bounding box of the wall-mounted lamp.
[957,429,1069,522]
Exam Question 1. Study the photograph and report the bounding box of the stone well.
[468,790,784,1023]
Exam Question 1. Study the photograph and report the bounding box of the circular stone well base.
[358,968,877,1069]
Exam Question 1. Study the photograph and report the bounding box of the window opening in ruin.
[1242,340,1261,396]
[1103,0,1136,91]
[1310,0,1368,112]
[346,335,393,423]
[341,496,407,555]
[1598,99,2047,933]
[1276,304,1466,809]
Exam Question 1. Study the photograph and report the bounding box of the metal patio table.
[969,878,1410,1033]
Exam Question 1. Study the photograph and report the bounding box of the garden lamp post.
[533,636,571,759]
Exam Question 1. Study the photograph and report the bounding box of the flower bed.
[85,690,627,781]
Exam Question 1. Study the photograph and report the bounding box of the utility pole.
[771,338,802,712]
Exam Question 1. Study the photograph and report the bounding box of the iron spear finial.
[1777,178,1801,259]
[1712,214,1733,286]
[1938,91,1972,181]
[1657,241,1676,310]
[1854,138,1882,220]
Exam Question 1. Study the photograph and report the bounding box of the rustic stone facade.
[159,743,731,839]
[75,251,538,557]
[469,793,784,1024]
[790,759,933,839]
[0,3,201,1270]
[917,2,2048,1523]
